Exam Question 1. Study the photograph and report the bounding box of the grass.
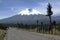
[0,29,6,40]
[17,27,60,36]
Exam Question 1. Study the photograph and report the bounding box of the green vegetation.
[0,24,7,40]
[1,22,59,35]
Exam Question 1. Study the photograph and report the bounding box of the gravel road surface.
[4,28,60,40]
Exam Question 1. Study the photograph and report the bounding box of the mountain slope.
[0,14,60,24]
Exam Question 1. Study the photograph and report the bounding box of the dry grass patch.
[0,29,6,40]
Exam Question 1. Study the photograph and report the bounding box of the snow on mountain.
[17,8,41,15]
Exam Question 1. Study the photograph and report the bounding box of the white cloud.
[36,1,60,15]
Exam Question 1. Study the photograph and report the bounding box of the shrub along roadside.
[0,29,6,40]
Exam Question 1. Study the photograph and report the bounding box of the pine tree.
[47,3,53,24]
[46,3,53,34]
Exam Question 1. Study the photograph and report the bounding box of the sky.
[0,0,60,19]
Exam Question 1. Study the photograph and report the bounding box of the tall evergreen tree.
[46,3,53,34]
[47,3,53,24]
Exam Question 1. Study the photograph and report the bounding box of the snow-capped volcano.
[0,8,60,24]
[18,8,41,15]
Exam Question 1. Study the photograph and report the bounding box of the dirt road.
[4,28,60,40]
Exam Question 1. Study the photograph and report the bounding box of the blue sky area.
[0,0,60,19]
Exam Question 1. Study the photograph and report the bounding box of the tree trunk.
[37,21,38,32]
[49,16,53,34]
[49,16,52,24]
